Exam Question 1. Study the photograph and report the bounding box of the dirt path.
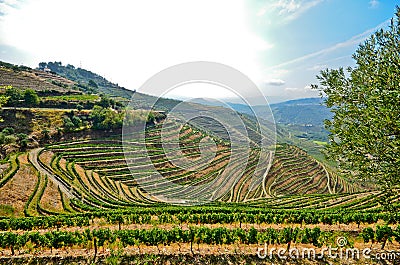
[262,151,274,197]
[28,148,76,199]
[316,159,332,194]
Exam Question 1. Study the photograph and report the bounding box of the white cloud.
[285,87,302,92]
[265,78,285,86]
[307,64,327,71]
[283,85,314,94]
[257,0,323,24]
[369,0,379,8]
[271,68,289,77]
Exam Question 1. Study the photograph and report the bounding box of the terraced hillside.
[0,121,387,219]
[266,144,360,196]
[2,119,357,214]
[0,67,77,93]
[0,60,369,214]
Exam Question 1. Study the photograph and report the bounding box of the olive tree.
[313,7,400,201]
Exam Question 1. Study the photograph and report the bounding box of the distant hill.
[192,97,332,126]
[269,98,332,143]
[270,98,332,126]
[193,97,333,143]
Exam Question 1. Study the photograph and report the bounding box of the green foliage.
[360,227,375,244]
[97,94,115,108]
[4,135,17,144]
[19,139,29,149]
[23,89,39,106]
[90,106,123,130]
[16,133,27,141]
[313,8,400,192]
[63,117,75,132]
[41,61,133,99]
[0,61,31,72]
[123,110,155,126]
[0,225,364,255]
[62,111,85,132]
[16,133,28,149]
[0,154,20,189]
[4,86,22,106]
[43,94,99,102]
[88,79,98,88]
[2,127,14,136]
[0,204,14,217]
[1,207,399,232]
[71,116,82,127]
[0,95,8,112]
[375,224,394,249]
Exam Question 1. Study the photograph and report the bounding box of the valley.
[0,60,398,264]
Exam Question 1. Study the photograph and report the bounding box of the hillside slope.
[39,62,134,99]
[0,60,365,214]
[0,62,78,94]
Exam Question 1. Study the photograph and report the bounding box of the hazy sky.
[0,0,396,103]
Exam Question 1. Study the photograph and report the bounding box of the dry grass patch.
[0,154,37,217]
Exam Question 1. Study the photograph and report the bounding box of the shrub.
[4,135,17,144]
[2,127,14,135]
[24,89,39,106]
[0,133,5,145]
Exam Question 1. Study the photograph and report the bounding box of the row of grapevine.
[1,206,400,231]
[1,225,399,255]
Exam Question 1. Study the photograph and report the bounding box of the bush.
[2,127,14,135]
[90,106,123,130]
[16,133,28,141]
[71,116,82,127]
[20,139,29,149]
[0,133,5,145]
[4,135,17,144]
[5,86,22,106]
[24,89,40,106]
[63,117,75,132]
[96,95,114,108]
